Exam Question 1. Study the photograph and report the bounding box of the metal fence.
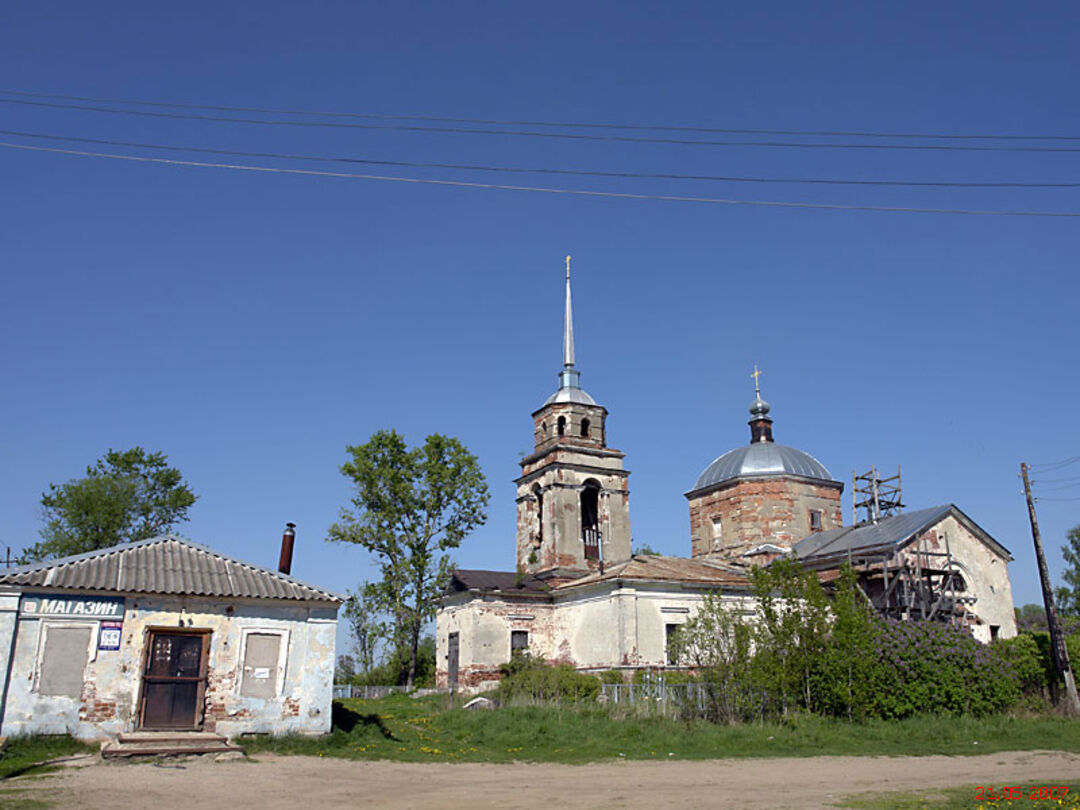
[333,684,407,700]
[600,682,711,715]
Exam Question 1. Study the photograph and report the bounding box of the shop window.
[240,630,287,699]
[37,625,92,697]
[511,630,529,656]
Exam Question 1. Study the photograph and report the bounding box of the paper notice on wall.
[253,667,271,679]
[98,622,123,651]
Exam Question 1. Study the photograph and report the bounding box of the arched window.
[581,418,590,438]
[557,416,566,437]
[532,484,544,545]
[581,480,601,561]
[542,420,547,437]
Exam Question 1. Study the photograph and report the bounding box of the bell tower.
[514,257,632,578]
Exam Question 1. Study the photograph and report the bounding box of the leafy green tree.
[1057,525,1080,617]
[342,585,387,674]
[22,447,197,563]
[327,430,489,688]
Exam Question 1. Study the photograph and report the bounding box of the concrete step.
[102,732,243,759]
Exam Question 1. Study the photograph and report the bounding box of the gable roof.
[0,535,344,603]
[792,504,1011,567]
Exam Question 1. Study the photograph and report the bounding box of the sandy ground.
[11,750,1080,809]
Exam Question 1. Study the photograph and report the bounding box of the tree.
[22,447,197,563]
[327,430,489,688]
[1057,525,1080,617]
[342,586,387,674]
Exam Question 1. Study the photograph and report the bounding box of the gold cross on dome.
[751,364,763,394]
[565,254,571,279]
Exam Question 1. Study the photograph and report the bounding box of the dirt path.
[14,750,1080,809]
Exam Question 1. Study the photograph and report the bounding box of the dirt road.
[15,750,1080,809]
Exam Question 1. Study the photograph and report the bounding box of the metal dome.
[543,386,597,406]
[691,442,834,492]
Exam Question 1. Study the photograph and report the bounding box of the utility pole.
[1021,462,1080,714]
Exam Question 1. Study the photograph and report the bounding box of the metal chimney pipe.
[278,523,296,575]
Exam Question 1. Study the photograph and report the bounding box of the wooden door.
[139,631,209,729]
[447,632,459,691]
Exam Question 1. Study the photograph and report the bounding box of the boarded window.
[511,630,529,656]
[241,633,282,699]
[39,625,91,697]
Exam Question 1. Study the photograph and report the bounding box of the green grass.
[839,782,1079,809]
[0,736,95,780]
[240,695,1080,764]
[0,735,96,810]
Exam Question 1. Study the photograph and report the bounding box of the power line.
[5,97,1080,154]
[5,140,1080,217]
[4,88,1080,142]
[1034,474,1080,484]
[1031,456,1080,472]
[4,128,1078,190]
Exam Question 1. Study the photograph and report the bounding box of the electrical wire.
[1035,496,1080,502]
[1034,474,1080,484]
[4,88,1080,142]
[5,140,1080,217]
[5,97,1080,154]
[4,128,1078,190]
[1031,456,1080,472]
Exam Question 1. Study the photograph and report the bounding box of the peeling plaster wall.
[902,516,1017,642]
[436,584,754,690]
[0,591,337,739]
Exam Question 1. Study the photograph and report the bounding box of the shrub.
[496,657,600,703]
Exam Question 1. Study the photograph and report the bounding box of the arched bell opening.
[581,479,601,561]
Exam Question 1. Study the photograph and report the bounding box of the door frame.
[137,627,212,730]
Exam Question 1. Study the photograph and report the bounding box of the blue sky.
[2,2,1078,650]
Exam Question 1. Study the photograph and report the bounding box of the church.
[435,262,1017,691]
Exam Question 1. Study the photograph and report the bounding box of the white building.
[0,534,342,741]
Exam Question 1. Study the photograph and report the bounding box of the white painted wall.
[0,590,338,739]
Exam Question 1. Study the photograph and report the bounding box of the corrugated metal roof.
[793,504,1011,565]
[0,536,343,602]
[690,442,834,493]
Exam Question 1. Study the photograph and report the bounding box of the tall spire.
[557,255,583,392]
[563,254,575,368]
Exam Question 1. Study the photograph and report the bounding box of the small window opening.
[532,484,543,545]
[665,623,682,666]
[541,420,547,437]
[949,571,967,592]
[990,625,1000,641]
[581,418,590,437]
[710,516,723,550]
[582,480,601,560]
[809,510,823,532]
[557,416,566,437]
[511,630,529,656]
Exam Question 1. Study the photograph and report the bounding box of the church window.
[581,418,590,438]
[581,480,601,560]
[511,630,529,656]
[542,420,547,437]
[809,510,823,532]
[532,484,543,545]
[557,416,566,437]
[665,623,681,666]
[711,516,723,545]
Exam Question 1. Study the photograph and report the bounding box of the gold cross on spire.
[565,254,571,280]
[751,364,763,395]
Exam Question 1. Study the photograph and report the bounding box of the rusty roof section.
[0,535,343,603]
[558,554,751,590]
